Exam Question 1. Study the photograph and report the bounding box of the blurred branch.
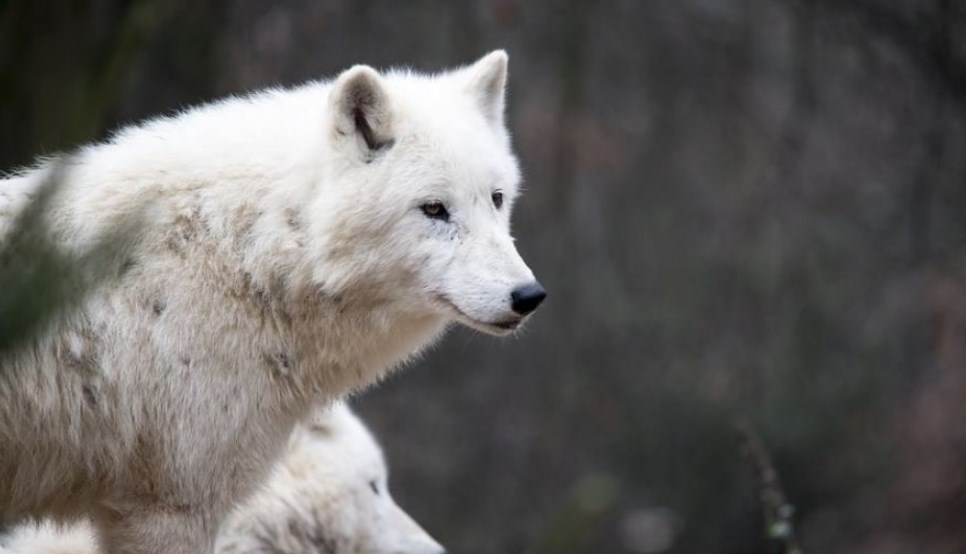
[735,418,804,554]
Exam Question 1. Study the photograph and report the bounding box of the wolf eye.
[492,191,504,209]
[421,202,449,221]
[369,480,380,495]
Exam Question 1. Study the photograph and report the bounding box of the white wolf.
[0,50,543,553]
[0,403,445,554]
[215,402,445,554]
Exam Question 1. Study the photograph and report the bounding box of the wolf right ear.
[329,65,394,158]
[464,50,509,128]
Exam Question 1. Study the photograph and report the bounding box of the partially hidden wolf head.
[311,51,545,336]
[282,403,445,554]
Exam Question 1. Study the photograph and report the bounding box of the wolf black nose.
[511,282,547,315]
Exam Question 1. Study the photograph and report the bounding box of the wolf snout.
[510,281,547,315]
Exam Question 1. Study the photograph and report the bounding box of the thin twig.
[735,417,804,554]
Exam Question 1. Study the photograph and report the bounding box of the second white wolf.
[1,403,445,554]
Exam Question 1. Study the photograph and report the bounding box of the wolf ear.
[464,50,508,127]
[329,65,394,157]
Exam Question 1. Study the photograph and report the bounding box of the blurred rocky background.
[2,1,965,552]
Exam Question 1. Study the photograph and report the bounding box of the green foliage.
[0,166,77,353]
[0,163,133,356]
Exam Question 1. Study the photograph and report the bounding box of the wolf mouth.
[433,294,523,335]
[492,319,521,331]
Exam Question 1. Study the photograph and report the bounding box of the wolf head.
[292,403,445,554]
[311,51,545,336]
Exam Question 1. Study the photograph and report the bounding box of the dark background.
[2,1,965,552]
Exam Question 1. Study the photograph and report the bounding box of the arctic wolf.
[0,403,444,554]
[216,402,444,554]
[0,50,543,553]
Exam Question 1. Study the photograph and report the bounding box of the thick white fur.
[0,403,444,554]
[0,522,95,554]
[0,51,535,553]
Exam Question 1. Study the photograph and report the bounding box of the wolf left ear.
[329,65,394,157]
[464,50,509,127]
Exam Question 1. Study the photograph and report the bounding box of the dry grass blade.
[735,417,804,554]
